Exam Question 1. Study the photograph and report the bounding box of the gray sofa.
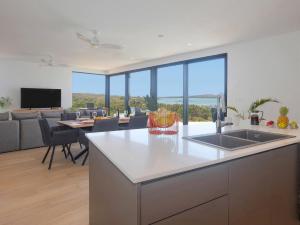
[0,112,20,153]
[12,111,44,149]
[0,110,64,153]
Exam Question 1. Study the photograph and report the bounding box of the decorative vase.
[250,111,263,125]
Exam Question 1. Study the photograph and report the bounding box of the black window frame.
[107,53,228,124]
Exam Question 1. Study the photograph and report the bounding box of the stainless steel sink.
[186,134,258,150]
[183,129,295,151]
[224,129,294,143]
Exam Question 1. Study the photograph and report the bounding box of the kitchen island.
[87,122,300,225]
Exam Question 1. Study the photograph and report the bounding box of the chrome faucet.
[216,95,233,134]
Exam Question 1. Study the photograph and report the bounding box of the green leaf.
[249,98,279,112]
[227,106,239,114]
[0,97,12,109]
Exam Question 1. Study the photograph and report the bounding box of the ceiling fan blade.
[40,58,47,63]
[56,63,69,68]
[76,32,91,43]
[91,29,100,36]
[100,43,122,50]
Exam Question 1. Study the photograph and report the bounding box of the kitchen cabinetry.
[152,196,228,225]
[229,145,298,225]
[90,143,298,225]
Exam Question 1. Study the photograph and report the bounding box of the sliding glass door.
[157,64,183,119]
[110,74,125,115]
[106,54,227,124]
[188,58,226,121]
[129,70,150,110]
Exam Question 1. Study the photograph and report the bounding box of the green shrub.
[72,93,212,122]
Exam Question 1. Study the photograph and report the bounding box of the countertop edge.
[87,132,300,184]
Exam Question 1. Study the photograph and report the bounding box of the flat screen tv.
[21,88,61,108]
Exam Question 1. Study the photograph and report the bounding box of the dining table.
[57,117,131,161]
[57,117,130,129]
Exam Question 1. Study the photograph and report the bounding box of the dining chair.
[60,112,80,150]
[92,118,120,132]
[128,115,148,129]
[134,107,142,113]
[39,119,78,170]
[86,103,95,110]
[96,108,104,116]
[87,109,104,118]
[78,118,120,166]
[61,112,77,121]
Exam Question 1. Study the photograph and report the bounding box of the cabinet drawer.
[141,164,228,225]
[152,196,228,225]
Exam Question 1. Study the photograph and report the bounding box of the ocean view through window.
[188,58,226,121]
[157,64,184,119]
[72,54,227,124]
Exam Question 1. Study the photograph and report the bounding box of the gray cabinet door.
[229,144,298,225]
[152,196,228,225]
[229,150,273,225]
[270,145,298,225]
[141,164,228,225]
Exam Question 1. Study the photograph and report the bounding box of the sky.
[72,58,225,97]
[72,72,105,94]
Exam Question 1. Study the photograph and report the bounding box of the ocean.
[157,97,218,106]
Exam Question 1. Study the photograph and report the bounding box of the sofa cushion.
[0,120,19,153]
[0,112,9,121]
[20,119,44,149]
[12,112,40,120]
[41,111,63,118]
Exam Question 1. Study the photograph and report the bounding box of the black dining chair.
[87,109,104,119]
[61,112,77,121]
[86,103,95,110]
[128,115,148,129]
[39,119,78,170]
[60,112,80,149]
[92,118,120,132]
[77,118,120,166]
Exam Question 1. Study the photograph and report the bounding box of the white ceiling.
[0,0,300,73]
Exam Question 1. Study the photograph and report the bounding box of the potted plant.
[248,98,278,125]
[0,97,12,113]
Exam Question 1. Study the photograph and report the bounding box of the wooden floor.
[0,145,89,225]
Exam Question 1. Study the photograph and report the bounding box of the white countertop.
[86,121,300,183]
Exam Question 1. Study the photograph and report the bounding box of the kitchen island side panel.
[89,143,140,225]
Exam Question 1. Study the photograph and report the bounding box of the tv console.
[12,108,63,113]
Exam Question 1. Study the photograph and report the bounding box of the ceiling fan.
[76,30,122,50]
[40,55,69,67]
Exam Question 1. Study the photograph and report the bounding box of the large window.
[129,70,150,110]
[188,58,226,121]
[110,74,125,115]
[72,72,105,110]
[157,65,183,119]
[107,53,227,124]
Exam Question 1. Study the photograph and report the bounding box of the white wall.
[109,30,300,122]
[0,60,73,109]
[1,30,300,121]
